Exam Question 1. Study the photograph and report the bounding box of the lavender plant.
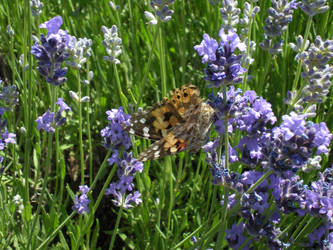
[195,21,332,248]
[101,107,143,209]
[260,0,298,54]
[35,98,72,133]
[31,16,69,86]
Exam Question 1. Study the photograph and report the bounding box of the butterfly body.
[126,85,215,161]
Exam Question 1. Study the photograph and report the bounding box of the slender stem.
[136,22,160,108]
[85,65,93,186]
[287,17,313,113]
[242,3,254,91]
[90,150,111,190]
[36,212,76,250]
[23,0,33,205]
[113,64,127,111]
[77,70,85,185]
[28,85,57,249]
[158,27,167,96]
[215,84,230,249]
[109,201,124,250]
[92,160,118,212]
[291,17,312,92]
[246,170,273,194]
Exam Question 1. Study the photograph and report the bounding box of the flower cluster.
[194,28,246,87]
[219,0,240,31]
[102,25,122,64]
[100,107,131,152]
[30,0,43,16]
[289,36,333,107]
[150,0,175,22]
[35,98,72,133]
[238,2,260,68]
[260,0,298,54]
[300,168,333,223]
[0,82,17,172]
[300,0,329,16]
[105,152,143,209]
[31,16,69,86]
[72,185,90,214]
[66,36,92,69]
[203,82,332,248]
[264,112,332,175]
[0,84,19,110]
[101,107,143,209]
[239,2,260,39]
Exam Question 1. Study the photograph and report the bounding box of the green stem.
[85,66,93,186]
[23,0,33,206]
[158,27,167,97]
[77,70,85,185]
[291,17,312,92]
[109,201,124,250]
[287,17,313,113]
[136,22,160,108]
[28,85,57,249]
[113,64,127,111]
[246,170,273,194]
[215,85,230,249]
[36,212,76,250]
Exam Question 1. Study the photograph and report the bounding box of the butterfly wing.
[126,84,213,161]
[137,101,215,162]
[126,100,185,140]
[125,84,201,140]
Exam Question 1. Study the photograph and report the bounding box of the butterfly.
[126,84,215,161]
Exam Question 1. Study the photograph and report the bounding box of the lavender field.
[0,0,332,249]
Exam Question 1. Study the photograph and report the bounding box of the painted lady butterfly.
[126,84,215,161]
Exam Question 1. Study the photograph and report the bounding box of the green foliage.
[0,0,332,249]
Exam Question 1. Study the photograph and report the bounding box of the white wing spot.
[154,150,160,158]
[140,118,146,124]
[143,127,150,137]
[152,145,159,150]
[141,157,148,161]
[129,128,135,134]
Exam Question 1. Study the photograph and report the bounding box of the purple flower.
[35,109,55,133]
[0,84,19,109]
[72,185,90,214]
[40,16,63,35]
[300,0,329,16]
[106,188,142,209]
[195,28,246,87]
[263,0,298,38]
[101,107,131,150]
[2,129,16,146]
[31,16,69,86]
[102,25,122,64]
[194,34,218,63]
[150,0,175,22]
[312,122,332,155]
[226,223,250,250]
[260,0,299,54]
[300,168,333,221]
[56,98,72,113]
[36,99,72,133]
[308,226,326,246]
[263,113,332,174]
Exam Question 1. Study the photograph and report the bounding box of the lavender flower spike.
[31,16,69,86]
[72,185,90,214]
[195,28,246,87]
[102,25,122,64]
[194,34,218,64]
